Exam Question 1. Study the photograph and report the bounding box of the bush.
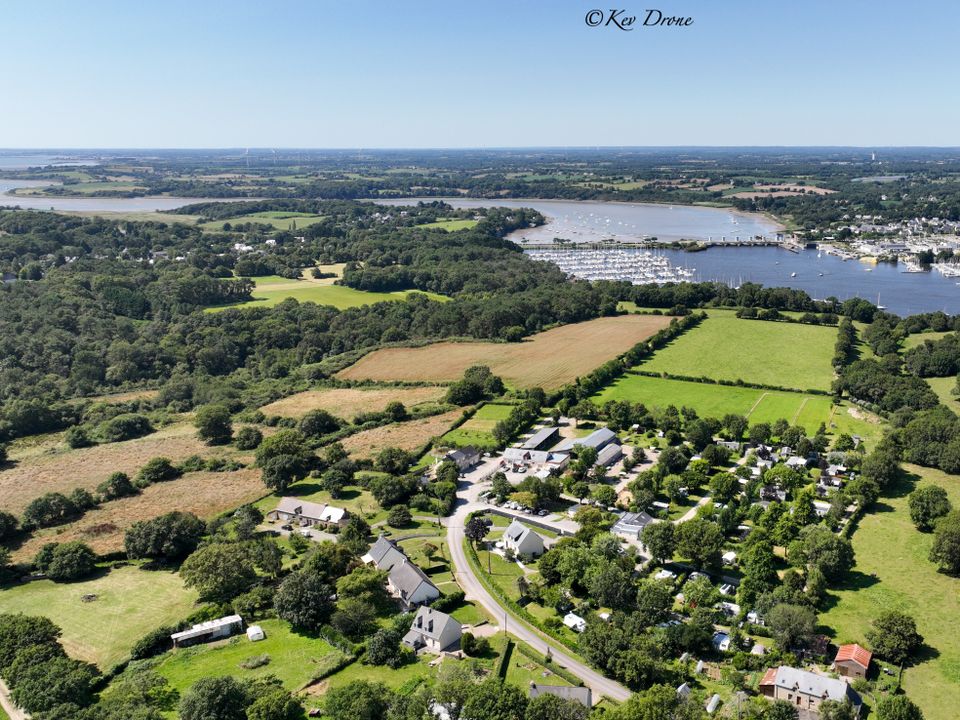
[34,542,97,581]
[22,492,79,529]
[194,404,233,445]
[64,425,95,449]
[235,426,264,450]
[387,504,412,528]
[96,472,138,501]
[98,413,153,443]
[239,654,271,669]
[430,590,465,613]
[130,624,177,660]
[135,457,181,487]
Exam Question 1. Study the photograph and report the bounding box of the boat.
[790,272,797,277]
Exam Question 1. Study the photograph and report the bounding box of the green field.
[637,316,838,391]
[200,210,328,232]
[594,374,833,432]
[820,465,960,720]
[154,619,342,693]
[416,218,479,232]
[206,276,447,312]
[441,403,515,449]
[925,376,960,414]
[903,331,952,350]
[0,565,197,669]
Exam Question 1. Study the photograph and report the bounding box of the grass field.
[338,315,674,390]
[594,374,834,432]
[637,316,837,391]
[13,468,266,560]
[820,464,960,720]
[199,210,327,232]
[925,376,960,414]
[441,403,515,449]
[416,219,479,232]
[155,619,342,693]
[340,408,466,460]
[903,331,952,350]
[260,386,448,421]
[0,566,197,669]
[0,423,246,515]
[206,276,447,312]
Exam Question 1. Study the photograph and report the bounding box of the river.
[0,180,244,213]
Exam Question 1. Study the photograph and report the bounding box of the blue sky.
[2,1,957,148]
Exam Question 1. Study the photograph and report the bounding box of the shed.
[246,625,265,642]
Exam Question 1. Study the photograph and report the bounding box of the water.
[0,180,245,212]
[376,197,784,243]
[0,154,98,169]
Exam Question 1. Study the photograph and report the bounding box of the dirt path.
[0,678,28,720]
[745,391,769,419]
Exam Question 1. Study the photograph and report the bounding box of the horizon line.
[3,145,960,152]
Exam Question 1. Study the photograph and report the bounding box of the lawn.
[902,331,952,350]
[206,276,447,312]
[338,315,674,390]
[255,482,384,524]
[925,376,960,414]
[260,386,448,421]
[441,403,515,449]
[820,464,960,720]
[637,316,837,392]
[0,565,197,670]
[154,619,343,693]
[416,218,479,232]
[200,211,328,232]
[593,374,834,432]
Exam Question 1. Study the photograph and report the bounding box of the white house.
[502,519,545,558]
[171,615,244,648]
[363,535,407,572]
[270,497,348,529]
[563,612,587,633]
[402,606,462,653]
[388,558,440,610]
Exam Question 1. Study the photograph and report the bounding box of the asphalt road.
[445,459,632,703]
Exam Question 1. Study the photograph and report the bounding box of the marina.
[526,248,695,284]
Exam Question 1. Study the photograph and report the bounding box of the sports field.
[0,565,197,669]
[337,315,674,390]
[441,402,515,449]
[260,386,448,420]
[594,374,833,432]
[206,276,447,312]
[637,316,837,392]
[821,464,960,720]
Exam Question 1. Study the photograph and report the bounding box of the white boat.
[790,272,797,277]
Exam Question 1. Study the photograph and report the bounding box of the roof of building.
[503,448,550,464]
[522,426,560,450]
[834,643,872,669]
[363,535,401,566]
[447,447,479,462]
[760,666,860,704]
[553,427,617,453]
[595,443,623,465]
[528,684,592,708]
[389,558,438,600]
[275,497,346,523]
[612,511,656,535]
[403,606,461,644]
[171,614,243,642]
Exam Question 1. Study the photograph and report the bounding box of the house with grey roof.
[388,558,440,610]
[759,666,861,715]
[270,497,348,529]
[612,511,655,539]
[553,427,617,453]
[402,606,462,653]
[362,535,408,572]
[528,683,592,708]
[446,446,481,471]
[502,519,545,558]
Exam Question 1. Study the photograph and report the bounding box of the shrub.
[135,457,181,487]
[96,472,138,501]
[34,542,97,582]
[98,413,153,443]
[64,425,95,449]
[235,426,264,450]
[22,492,79,529]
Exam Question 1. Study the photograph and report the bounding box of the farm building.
[595,443,623,467]
[612,511,656,539]
[446,446,481,471]
[553,427,618,453]
[269,497,348,529]
[833,643,872,679]
[759,666,861,714]
[502,519,545,558]
[387,558,440,609]
[503,448,550,465]
[402,606,462,653]
[171,615,244,648]
[521,426,560,451]
[363,535,408,572]
[528,683,592,708]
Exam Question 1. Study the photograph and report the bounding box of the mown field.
[441,403,515,449]
[337,315,674,390]
[821,464,960,720]
[339,408,466,460]
[925,376,960,414]
[13,468,266,560]
[199,210,327,231]
[206,276,447,312]
[0,565,196,669]
[594,374,834,432]
[416,218,479,231]
[637,316,837,392]
[0,423,247,515]
[260,386,448,420]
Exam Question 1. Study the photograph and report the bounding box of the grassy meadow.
[260,386,448,421]
[199,210,328,232]
[441,403,515,449]
[416,218,479,232]
[0,566,197,669]
[636,316,837,392]
[820,464,960,720]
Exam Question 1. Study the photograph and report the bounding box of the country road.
[444,460,632,703]
[0,678,28,720]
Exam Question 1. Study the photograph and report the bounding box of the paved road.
[445,460,632,703]
[0,678,28,720]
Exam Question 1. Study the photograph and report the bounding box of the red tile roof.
[834,643,872,669]
[759,667,778,686]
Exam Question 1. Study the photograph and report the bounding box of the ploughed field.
[260,386,448,420]
[636,315,838,392]
[336,315,674,390]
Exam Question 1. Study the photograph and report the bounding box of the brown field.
[754,183,835,195]
[84,388,160,404]
[0,423,248,515]
[260,386,447,420]
[339,409,466,460]
[336,315,673,390]
[11,468,265,560]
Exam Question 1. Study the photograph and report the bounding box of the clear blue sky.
[2,0,957,148]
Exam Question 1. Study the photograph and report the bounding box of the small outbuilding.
[834,643,872,679]
[246,625,265,642]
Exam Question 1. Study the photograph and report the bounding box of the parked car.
[281,524,293,531]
